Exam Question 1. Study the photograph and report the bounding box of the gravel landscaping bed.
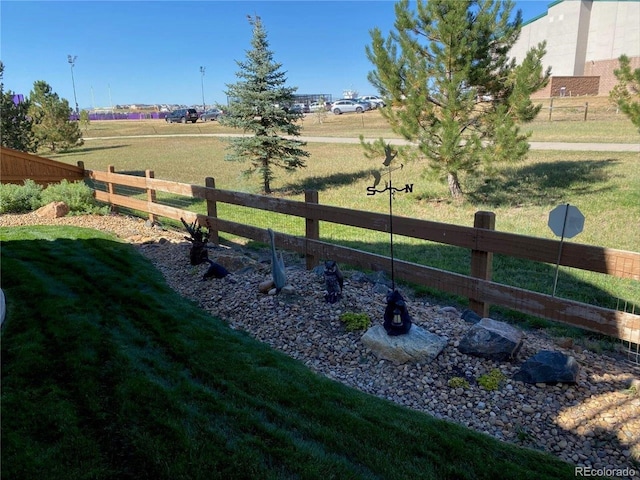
[2,212,639,478]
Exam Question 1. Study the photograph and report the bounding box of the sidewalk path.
[84,133,640,152]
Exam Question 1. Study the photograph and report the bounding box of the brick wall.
[584,56,640,95]
[532,56,640,98]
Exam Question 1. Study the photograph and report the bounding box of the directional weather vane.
[366,143,414,290]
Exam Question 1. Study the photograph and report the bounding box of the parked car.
[355,99,374,111]
[359,95,386,108]
[165,108,199,123]
[200,108,223,122]
[289,103,310,114]
[331,99,365,115]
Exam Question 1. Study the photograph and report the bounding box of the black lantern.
[383,289,412,336]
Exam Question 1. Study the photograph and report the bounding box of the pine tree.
[220,15,309,194]
[365,0,549,199]
[0,62,36,152]
[610,55,640,133]
[28,80,84,152]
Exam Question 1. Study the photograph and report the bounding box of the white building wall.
[510,0,640,77]
[585,1,640,60]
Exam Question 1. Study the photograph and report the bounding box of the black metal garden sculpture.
[366,143,414,336]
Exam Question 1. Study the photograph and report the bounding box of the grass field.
[0,225,581,480]
[48,99,640,323]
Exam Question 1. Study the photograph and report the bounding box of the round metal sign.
[548,204,585,239]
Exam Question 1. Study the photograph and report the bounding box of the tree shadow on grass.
[466,159,618,207]
[277,169,375,195]
[53,144,131,156]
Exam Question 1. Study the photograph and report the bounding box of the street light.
[67,55,79,115]
[200,66,206,112]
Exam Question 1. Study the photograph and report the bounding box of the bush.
[0,179,108,215]
[478,369,507,391]
[0,179,43,213]
[39,180,108,215]
[447,377,470,389]
[339,312,371,331]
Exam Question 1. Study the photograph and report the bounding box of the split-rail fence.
[83,165,640,345]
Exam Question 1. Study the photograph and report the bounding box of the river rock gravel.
[2,212,639,478]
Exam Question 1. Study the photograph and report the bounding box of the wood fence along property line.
[0,146,85,185]
[84,165,640,345]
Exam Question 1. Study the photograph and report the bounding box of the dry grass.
[80,96,639,143]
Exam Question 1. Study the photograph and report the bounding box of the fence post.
[107,165,118,214]
[584,102,588,121]
[548,97,553,121]
[145,169,157,224]
[205,177,219,245]
[305,190,319,270]
[470,211,495,318]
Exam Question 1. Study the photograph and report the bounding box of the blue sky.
[1,1,552,109]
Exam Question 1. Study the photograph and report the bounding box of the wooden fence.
[85,166,640,344]
[0,147,85,185]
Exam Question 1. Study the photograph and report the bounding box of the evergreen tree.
[610,54,640,133]
[220,15,308,194]
[28,80,84,152]
[0,62,36,152]
[365,0,549,199]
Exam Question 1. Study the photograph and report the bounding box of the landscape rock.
[361,324,447,365]
[513,350,580,384]
[259,279,275,293]
[0,288,5,327]
[460,309,482,324]
[457,317,523,361]
[34,201,69,219]
[214,253,259,273]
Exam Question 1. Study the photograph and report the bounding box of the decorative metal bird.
[382,143,397,167]
[268,228,287,293]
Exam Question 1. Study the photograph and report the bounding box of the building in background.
[510,0,640,97]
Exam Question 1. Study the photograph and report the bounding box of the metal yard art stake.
[547,203,585,297]
[366,143,415,336]
[366,144,414,291]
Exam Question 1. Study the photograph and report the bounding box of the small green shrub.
[447,377,470,389]
[339,312,371,331]
[477,369,507,391]
[39,180,108,215]
[0,179,43,213]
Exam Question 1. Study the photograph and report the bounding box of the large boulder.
[457,317,523,361]
[513,350,580,384]
[361,324,447,365]
[34,201,69,218]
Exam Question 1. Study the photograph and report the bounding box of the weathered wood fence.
[85,166,640,344]
[0,147,85,185]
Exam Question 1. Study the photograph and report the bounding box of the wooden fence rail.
[0,146,85,185]
[85,167,640,344]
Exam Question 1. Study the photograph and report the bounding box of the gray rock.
[372,282,391,295]
[457,317,523,361]
[361,324,447,365]
[350,271,370,283]
[0,288,5,327]
[460,309,482,324]
[513,350,580,384]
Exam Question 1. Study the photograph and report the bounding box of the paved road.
[84,133,640,152]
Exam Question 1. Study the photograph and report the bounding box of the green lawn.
[0,225,581,480]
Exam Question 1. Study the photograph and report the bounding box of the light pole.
[200,66,206,112]
[67,55,79,115]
